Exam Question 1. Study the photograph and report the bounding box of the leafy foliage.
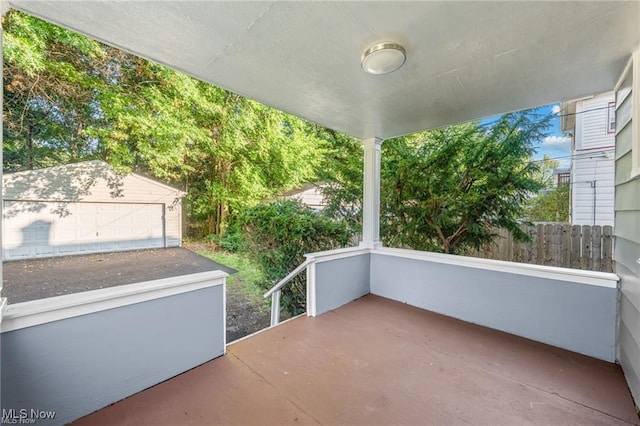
[314,128,364,235]
[3,11,323,236]
[533,156,561,189]
[3,11,106,171]
[322,112,551,254]
[524,183,570,222]
[382,113,550,253]
[238,200,352,315]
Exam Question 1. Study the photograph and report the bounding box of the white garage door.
[3,201,165,260]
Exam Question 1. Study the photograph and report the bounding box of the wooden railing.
[465,224,614,272]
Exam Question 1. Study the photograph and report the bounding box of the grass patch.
[198,248,269,307]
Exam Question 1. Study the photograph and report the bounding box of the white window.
[607,102,616,134]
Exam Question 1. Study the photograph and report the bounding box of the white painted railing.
[264,247,371,325]
[263,259,311,326]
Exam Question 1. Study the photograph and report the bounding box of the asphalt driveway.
[3,247,236,304]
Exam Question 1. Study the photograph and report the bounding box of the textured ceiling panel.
[9,1,640,139]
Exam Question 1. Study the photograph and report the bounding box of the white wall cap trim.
[1,270,227,333]
[375,247,619,289]
[304,246,371,263]
[0,298,7,324]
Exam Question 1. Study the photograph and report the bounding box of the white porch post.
[360,138,383,248]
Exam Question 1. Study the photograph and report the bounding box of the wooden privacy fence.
[467,224,614,273]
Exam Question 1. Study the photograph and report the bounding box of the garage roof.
[7,1,640,140]
[3,161,183,202]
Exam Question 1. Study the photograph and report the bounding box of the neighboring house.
[279,183,326,211]
[2,161,184,260]
[561,91,616,226]
[552,167,571,186]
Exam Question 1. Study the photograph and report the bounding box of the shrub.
[215,222,245,252]
[239,199,352,315]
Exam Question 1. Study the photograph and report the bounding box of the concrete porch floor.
[75,295,639,425]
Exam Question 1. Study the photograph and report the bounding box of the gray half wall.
[370,253,617,361]
[1,285,225,425]
[313,254,370,316]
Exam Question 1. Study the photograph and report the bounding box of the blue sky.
[531,103,572,168]
[481,103,572,168]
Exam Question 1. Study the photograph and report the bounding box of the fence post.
[603,226,613,272]
[592,226,602,272]
[544,224,553,266]
[536,224,544,265]
[561,225,571,268]
[571,225,581,269]
[552,224,563,267]
[525,225,535,263]
[582,225,592,271]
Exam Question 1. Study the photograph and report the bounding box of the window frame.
[607,101,616,134]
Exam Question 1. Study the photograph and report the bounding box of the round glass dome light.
[361,42,406,75]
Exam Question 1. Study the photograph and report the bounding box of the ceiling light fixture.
[361,42,406,75]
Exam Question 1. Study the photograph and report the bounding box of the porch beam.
[360,138,383,248]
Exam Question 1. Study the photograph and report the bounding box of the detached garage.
[2,161,185,260]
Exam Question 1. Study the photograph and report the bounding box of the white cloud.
[551,105,560,114]
[542,135,571,152]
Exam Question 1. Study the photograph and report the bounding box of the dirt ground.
[3,246,270,343]
[224,283,271,342]
[183,242,271,342]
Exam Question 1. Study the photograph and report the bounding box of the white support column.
[360,138,383,248]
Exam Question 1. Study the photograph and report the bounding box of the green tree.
[313,127,363,234]
[532,156,560,189]
[524,183,570,222]
[321,111,551,254]
[3,11,106,171]
[382,112,550,253]
[3,10,325,236]
[239,200,352,315]
[93,57,323,236]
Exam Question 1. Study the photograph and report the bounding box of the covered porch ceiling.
[7,1,640,140]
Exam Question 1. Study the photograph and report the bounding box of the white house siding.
[571,156,615,226]
[614,52,639,411]
[2,161,183,260]
[289,187,325,210]
[571,92,616,227]
[281,184,327,211]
